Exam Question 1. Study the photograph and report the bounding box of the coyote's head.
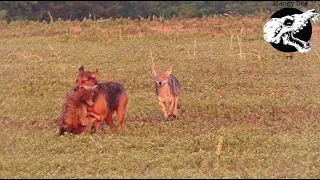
[152,66,173,87]
[150,51,173,87]
[75,65,98,87]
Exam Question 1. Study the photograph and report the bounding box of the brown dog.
[75,65,128,133]
[58,85,100,136]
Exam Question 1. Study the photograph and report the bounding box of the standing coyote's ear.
[166,66,172,75]
[79,65,84,72]
[152,69,157,77]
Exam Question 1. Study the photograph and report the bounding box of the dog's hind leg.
[116,93,128,133]
[105,111,115,133]
[59,127,65,136]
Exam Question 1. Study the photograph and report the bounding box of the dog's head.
[153,66,172,87]
[75,65,98,87]
[73,85,99,107]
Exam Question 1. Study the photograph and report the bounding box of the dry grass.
[0,14,273,40]
[0,15,320,178]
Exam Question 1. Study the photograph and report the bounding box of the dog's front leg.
[158,101,168,119]
[87,112,101,122]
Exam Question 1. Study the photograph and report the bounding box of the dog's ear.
[90,69,98,79]
[79,65,84,72]
[91,73,96,79]
[166,66,172,75]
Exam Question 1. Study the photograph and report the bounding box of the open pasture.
[0,16,319,178]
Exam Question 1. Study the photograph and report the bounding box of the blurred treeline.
[0,1,319,22]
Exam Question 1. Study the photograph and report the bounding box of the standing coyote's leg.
[158,101,168,119]
[173,96,179,118]
[168,100,175,117]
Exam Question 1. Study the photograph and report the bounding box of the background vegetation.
[0,1,320,22]
[0,1,319,179]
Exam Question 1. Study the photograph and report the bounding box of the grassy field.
[0,16,320,178]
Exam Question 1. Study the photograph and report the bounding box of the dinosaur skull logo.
[263,8,319,53]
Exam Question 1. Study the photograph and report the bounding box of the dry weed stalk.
[193,39,197,60]
[259,7,265,25]
[231,25,261,60]
[251,49,261,60]
[229,34,234,53]
[221,26,230,36]
[176,45,192,59]
[119,28,123,40]
[314,49,320,60]
[215,135,224,156]
[235,25,244,59]
[138,15,144,21]
[237,35,243,59]
[47,11,54,23]
[23,54,43,62]
[150,51,155,73]
[48,44,61,61]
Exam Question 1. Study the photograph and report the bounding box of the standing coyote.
[75,65,128,133]
[151,53,181,119]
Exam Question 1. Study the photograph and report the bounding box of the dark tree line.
[0,1,319,22]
